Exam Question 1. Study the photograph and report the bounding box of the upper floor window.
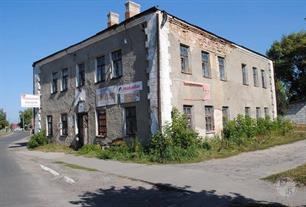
[96,56,106,83]
[61,68,68,91]
[51,72,58,94]
[76,63,85,87]
[61,113,68,136]
[242,64,248,85]
[205,106,214,133]
[253,67,259,87]
[261,69,267,88]
[202,51,211,78]
[183,105,193,128]
[180,44,190,73]
[218,56,226,81]
[111,50,123,78]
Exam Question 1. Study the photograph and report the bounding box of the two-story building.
[33,1,276,147]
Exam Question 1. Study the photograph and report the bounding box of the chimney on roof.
[107,12,119,27]
[125,1,140,19]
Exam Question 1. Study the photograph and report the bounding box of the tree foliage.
[19,108,33,128]
[0,109,9,130]
[267,31,306,103]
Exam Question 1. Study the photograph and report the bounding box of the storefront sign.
[118,81,142,103]
[96,86,117,107]
[21,94,40,108]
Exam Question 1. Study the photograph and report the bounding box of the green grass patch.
[263,164,306,186]
[54,161,98,172]
[35,143,73,153]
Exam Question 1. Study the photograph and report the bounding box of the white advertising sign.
[96,86,118,107]
[118,81,143,94]
[21,94,40,108]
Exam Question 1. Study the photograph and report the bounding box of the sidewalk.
[14,138,306,206]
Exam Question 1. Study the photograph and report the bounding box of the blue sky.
[0,0,305,122]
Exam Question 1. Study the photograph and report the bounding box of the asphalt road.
[0,132,42,207]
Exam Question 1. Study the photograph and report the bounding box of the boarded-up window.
[97,109,107,137]
[183,105,193,128]
[205,106,214,133]
[202,51,210,78]
[242,64,248,85]
[180,44,190,73]
[47,115,53,137]
[125,107,137,137]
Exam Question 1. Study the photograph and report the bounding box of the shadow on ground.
[70,184,285,207]
[8,142,28,149]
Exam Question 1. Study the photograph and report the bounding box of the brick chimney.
[107,12,119,27]
[125,1,140,19]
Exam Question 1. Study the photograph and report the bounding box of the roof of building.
[33,6,271,67]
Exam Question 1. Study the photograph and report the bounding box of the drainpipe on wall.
[156,12,162,130]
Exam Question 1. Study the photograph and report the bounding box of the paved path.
[17,138,306,206]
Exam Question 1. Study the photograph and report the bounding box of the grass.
[263,164,306,186]
[54,161,98,172]
[34,143,73,153]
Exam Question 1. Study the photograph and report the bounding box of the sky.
[0,0,305,123]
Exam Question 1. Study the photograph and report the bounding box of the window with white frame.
[96,56,105,83]
[183,105,193,128]
[96,109,107,137]
[46,115,53,137]
[61,68,68,91]
[222,106,229,127]
[76,63,85,87]
[180,44,190,73]
[61,113,68,136]
[205,106,214,133]
[51,72,58,94]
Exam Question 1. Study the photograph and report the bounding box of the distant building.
[33,1,277,147]
[286,101,306,125]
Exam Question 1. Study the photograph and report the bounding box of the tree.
[0,109,9,130]
[275,80,288,115]
[267,31,306,103]
[19,109,33,129]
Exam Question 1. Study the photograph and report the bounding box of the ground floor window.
[183,105,193,128]
[61,113,68,136]
[47,115,53,137]
[256,107,261,120]
[222,106,229,127]
[125,106,137,137]
[264,107,269,118]
[205,106,214,133]
[97,109,107,137]
[245,107,251,117]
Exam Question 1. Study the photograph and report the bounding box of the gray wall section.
[167,17,275,136]
[39,23,151,145]
[286,102,306,124]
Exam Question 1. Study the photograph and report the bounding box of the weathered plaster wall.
[166,15,275,136]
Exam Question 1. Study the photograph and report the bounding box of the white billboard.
[21,94,40,108]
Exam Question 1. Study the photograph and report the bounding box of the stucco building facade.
[33,2,277,147]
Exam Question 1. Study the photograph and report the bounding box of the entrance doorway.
[77,113,88,148]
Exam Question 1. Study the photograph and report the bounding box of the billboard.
[21,94,40,108]
[96,86,118,107]
[118,81,142,104]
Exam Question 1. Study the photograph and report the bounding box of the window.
[125,107,137,136]
[256,107,261,120]
[245,107,251,117]
[253,67,259,87]
[242,64,248,85]
[205,106,214,133]
[218,56,225,80]
[77,63,85,87]
[261,70,267,88]
[222,106,229,127]
[183,105,193,128]
[51,72,58,94]
[96,56,105,83]
[97,109,107,137]
[46,115,53,137]
[61,68,68,91]
[180,44,190,73]
[264,107,269,118]
[61,114,68,136]
[111,50,123,78]
[202,51,210,78]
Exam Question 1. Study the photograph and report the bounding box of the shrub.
[27,131,48,149]
[77,144,102,156]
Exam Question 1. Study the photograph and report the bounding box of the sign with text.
[21,94,40,108]
[118,81,142,103]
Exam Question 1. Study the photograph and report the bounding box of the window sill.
[50,91,57,95]
[111,76,122,80]
[243,83,249,86]
[181,71,192,75]
[60,89,68,93]
[220,79,227,82]
[206,131,215,134]
[203,76,212,79]
[60,135,68,138]
[96,135,106,139]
